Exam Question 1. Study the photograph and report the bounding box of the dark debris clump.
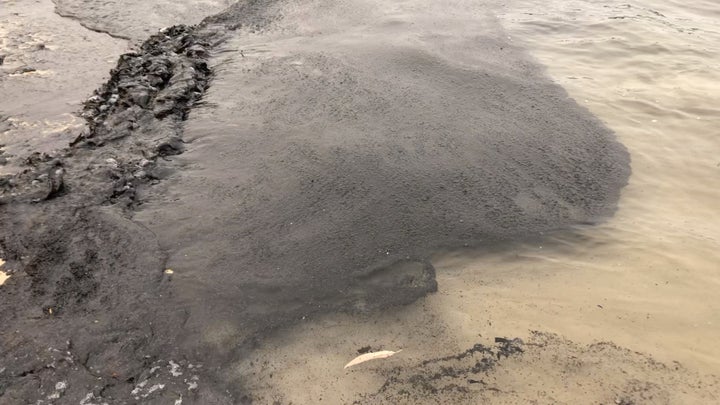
[75,24,212,149]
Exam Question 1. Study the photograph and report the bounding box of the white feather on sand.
[344,350,402,369]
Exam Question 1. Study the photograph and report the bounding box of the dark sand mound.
[1,0,631,403]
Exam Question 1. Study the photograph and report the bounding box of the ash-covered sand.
[0,0,715,403]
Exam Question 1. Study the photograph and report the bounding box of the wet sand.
[0,0,718,403]
[53,0,235,41]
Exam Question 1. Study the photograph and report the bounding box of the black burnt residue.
[74,25,211,148]
[356,338,525,403]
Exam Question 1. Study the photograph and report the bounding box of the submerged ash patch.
[136,24,631,364]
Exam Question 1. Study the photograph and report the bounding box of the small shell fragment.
[164,269,174,275]
[344,350,401,369]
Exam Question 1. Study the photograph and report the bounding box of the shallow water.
[227,0,720,401]
[1,0,718,402]
[132,0,630,370]
[479,0,720,368]
[53,0,235,41]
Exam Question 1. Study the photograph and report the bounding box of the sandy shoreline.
[1,0,718,403]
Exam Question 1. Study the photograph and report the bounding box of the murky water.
[53,0,234,41]
[479,0,720,368]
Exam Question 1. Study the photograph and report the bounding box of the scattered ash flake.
[143,384,165,398]
[169,360,183,377]
[46,381,68,399]
[131,379,148,396]
[79,393,108,405]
